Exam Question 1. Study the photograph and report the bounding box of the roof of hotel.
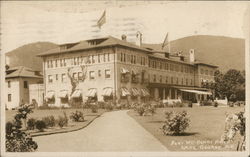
[38,36,217,68]
[6,66,43,79]
[38,36,157,57]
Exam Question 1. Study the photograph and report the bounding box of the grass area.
[128,106,244,151]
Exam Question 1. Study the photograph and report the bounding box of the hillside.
[143,35,245,72]
[6,42,58,71]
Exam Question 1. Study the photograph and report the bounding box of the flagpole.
[168,34,171,54]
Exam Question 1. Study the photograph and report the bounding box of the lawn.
[128,106,245,151]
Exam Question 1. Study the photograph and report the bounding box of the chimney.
[189,49,195,62]
[121,34,127,41]
[135,31,142,47]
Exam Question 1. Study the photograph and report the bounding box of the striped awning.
[102,87,113,97]
[121,87,130,97]
[87,88,97,97]
[121,68,129,74]
[141,88,150,97]
[180,89,212,95]
[71,90,82,98]
[46,91,55,99]
[131,88,140,96]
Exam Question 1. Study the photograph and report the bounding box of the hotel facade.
[38,35,217,107]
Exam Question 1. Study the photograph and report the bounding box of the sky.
[0,1,248,53]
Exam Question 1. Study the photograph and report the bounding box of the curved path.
[34,110,168,152]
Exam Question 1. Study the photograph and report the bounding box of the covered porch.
[148,83,213,105]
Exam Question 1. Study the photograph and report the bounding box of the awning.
[121,68,129,74]
[141,88,150,97]
[71,90,82,98]
[59,90,68,98]
[46,91,55,99]
[102,87,113,97]
[179,89,212,95]
[121,87,130,97]
[131,88,140,96]
[87,88,97,97]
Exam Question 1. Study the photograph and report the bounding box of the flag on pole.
[97,10,106,28]
[162,33,168,49]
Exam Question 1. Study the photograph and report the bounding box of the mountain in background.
[5,42,58,71]
[5,35,245,73]
[144,35,245,72]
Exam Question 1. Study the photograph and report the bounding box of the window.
[56,74,58,81]
[210,70,213,76]
[159,75,162,83]
[103,54,106,62]
[89,71,95,80]
[78,72,83,80]
[153,74,156,82]
[176,78,178,84]
[98,54,100,63]
[190,79,193,85]
[121,53,123,62]
[63,59,66,66]
[201,69,204,74]
[8,94,11,102]
[105,69,111,78]
[8,81,11,88]
[73,73,78,80]
[205,70,208,75]
[50,60,53,68]
[171,77,173,84]
[98,70,101,77]
[62,74,66,83]
[48,75,53,83]
[55,59,58,67]
[47,61,50,68]
[92,55,95,63]
[182,78,184,85]
[166,76,168,84]
[186,78,188,85]
[23,81,28,88]
[108,53,110,62]
[181,65,183,72]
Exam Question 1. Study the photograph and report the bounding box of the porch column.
[169,88,172,99]
[163,88,166,99]
[154,88,159,99]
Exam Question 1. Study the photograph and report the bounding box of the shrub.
[91,104,98,113]
[42,115,56,127]
[70,111,84,122]
[214,102,218,107]
[6,121,38,152]
[97,101,106,109]
[188,102,193,108]
[57,112,68,128]
[136,105,146,116]
[6,105,38,152]
[221,111,245,151]
[35,120,46,132]
[147,104,156,115]
[228,102,234,107]
[27,118,36,130]
[105,102,114,111]
[162,111,190,135]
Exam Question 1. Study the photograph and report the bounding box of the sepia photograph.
[0,1,249,157]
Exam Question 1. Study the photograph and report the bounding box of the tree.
[67,58,90,106]
[212,69,245,101]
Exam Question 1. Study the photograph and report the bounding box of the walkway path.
[34,110,168,152]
